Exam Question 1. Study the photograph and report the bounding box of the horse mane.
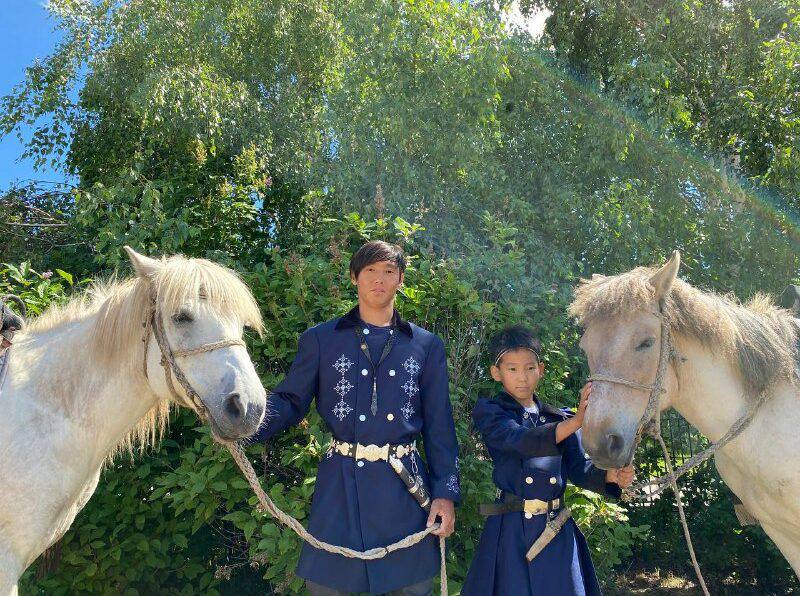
[569,267,798,396]
[25,254,264,460]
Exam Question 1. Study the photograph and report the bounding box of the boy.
[462,325,634,596]
[253,241,460,595]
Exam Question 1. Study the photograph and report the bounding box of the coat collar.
[334,305,413,337]
[495,391,568,419]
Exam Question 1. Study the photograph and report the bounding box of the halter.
[586,308,672,465]
[141,288,245,417]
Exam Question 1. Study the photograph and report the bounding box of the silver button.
[584,453,590,459]
[387,413,394,421]
[539,416,546,422]
[361,368,368,376]
[389,329,394,335]
[523,412,529,419]
[363,328,370,335]
[357,461,364,467]
[359,414,366,421]
[389,369,396,376]
[549,477,557,485]
[525,476,533,485]
[549,511,557,519]
[524,512,533,519]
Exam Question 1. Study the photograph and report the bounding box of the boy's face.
[490,348,545,403]
[351,260,404,310]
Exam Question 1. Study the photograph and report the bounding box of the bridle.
[587,307,673,467]
[141,288,245,418]
[585,303,771,494]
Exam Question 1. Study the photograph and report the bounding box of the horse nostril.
[606,433,624,458]
[223,392,246,421]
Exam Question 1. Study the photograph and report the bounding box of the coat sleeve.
[473,399,564,458]
[562,426,622,500]
[419,335,462,503]
[251,327,319,443]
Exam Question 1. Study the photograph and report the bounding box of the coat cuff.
[582,465,611,495]
[431,474,462,504]
[520,422,563,457]
[604,481,623,501]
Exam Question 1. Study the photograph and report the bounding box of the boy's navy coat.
[462,391,621,596]
[253,306,460,593]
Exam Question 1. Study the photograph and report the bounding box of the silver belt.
[329,439,417,462]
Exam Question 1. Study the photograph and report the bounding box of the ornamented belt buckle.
[524,499,549,515]
[356,443,389,462]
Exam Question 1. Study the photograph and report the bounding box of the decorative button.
[357,461,365,467]
[523,412,529,419]
[549,477,557,484]
[389,369,396,376]
[387,413,394,421]
[525,476,533,484]
[359,414,366,421]
[524,512,533,519]
[584,453,590,459]
[389,329,394,335]
[549,511,557,519]
[363,328,370,335]
[539,416,546,422]
[361,368,368,376]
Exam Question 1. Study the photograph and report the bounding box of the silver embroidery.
[331,353,354,421]
[402,379,419,397]
[334,377,354,396]
[401,400,415,420]
[446,474,460,494]
[332,400,353,421]
[403,356,421,376]
[333,354,354,375]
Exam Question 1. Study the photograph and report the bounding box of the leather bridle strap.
[141,290,245,416]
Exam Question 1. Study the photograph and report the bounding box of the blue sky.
[0,0,68,188]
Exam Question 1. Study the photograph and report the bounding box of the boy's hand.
[606,465,635,488]
[428,498,456,537]
[574,382,592,426]
[556,382,592,443]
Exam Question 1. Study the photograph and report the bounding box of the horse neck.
[669,333,751,443]
[14,311,159,465]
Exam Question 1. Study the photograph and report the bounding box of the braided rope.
[227,443,448,594]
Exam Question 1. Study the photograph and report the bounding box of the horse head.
[124,247,267,443]
[570,251,682,469]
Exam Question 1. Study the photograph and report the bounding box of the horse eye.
[172,311,194,324]
[636,337,655,350]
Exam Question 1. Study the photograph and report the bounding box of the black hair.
[349,240,406,279]
[488,325,542,366]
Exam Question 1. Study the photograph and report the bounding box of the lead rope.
[143,293,448,593]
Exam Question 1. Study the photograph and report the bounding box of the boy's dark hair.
[488,325,542,366]
[349,241,406,279]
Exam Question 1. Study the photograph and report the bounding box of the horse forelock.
[570,267,798,396]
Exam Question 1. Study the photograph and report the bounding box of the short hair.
[349,241,406,279]
[488,325,542,366]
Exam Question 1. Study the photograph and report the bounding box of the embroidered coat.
[253,306,461,593]
[462,391,621,596]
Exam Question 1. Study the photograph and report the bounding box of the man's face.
[351,260,404,309]
[490,348,544,403]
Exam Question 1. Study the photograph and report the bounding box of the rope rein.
[143,291,449,594]
[587,307,771,596]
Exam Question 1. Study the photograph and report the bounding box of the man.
[253,240,460,595]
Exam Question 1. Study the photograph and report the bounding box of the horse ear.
[124,246,162,279]
[649,250,681,303]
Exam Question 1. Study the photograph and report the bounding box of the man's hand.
[606,465,635,488]
[427,498,455,537]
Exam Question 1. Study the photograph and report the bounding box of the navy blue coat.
[462,392,621,596]
[253,306,460,593]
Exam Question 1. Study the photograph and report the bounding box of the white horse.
[570,252,800,576]
[0,247,267,594]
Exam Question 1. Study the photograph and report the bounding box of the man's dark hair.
[349,240,406,279]
[488,325,542,366]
